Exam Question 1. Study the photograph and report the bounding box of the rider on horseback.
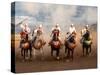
[20,23,31,48]
[49,24,62,44]
[80,25,92,43]
[66,24,76,41]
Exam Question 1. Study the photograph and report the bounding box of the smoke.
[85,7,97,25]
[13,2,97,32]
[51,5,77,26]
[15,2,40,16]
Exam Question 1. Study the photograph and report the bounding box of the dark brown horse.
[65,32,76,61]
[32,35,46,60]
[81,31,92,56]
[20,39,32,61]
[49,29,62,60]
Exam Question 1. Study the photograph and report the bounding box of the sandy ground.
[12,31,97,73]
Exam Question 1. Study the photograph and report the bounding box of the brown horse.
[49,30,62,60]
[20,39,32,61]
[32,35,46,60]
[65,32,76,61]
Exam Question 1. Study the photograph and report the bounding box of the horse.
[32,35,46,60]
[64,32,76,61]
[20,36,32,61]
[81,30,92,56]
[49,29,62,60]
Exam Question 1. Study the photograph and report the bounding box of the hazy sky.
[11,2,97,33]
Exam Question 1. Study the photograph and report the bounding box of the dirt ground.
[13,31,97,73]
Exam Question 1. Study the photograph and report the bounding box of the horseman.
[20,23,31,48]
[66,24,76,41]
[81,25,92,56]
[49,24,62,44]
[49,24,62,60]
[81,25,89,37]
[32,24,44,43]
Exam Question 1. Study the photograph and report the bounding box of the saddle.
[83,40,92,45]
[67,34,75,44]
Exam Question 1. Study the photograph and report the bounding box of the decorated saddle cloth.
[83,39,92,45]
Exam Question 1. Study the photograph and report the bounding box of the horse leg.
[71,49,74,61]
[89,45,92,54]
[29,45,32,59]
[65,47,67,57]
[40,47,44,60]
[21,48,23,56]
[24,49,25,60]
[26,49,28,57]
[65,46,67,53]
[65,47,68,58]
[82,45,85,56]
[86,47,89,56]
[65,47,68,54]
[56,49,60,60]
[67,49,70,59]
[51,48,53,56]
[33,48,36,59]
[29,49,32,60]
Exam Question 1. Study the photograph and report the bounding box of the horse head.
[33,36,46,49]
[52,29,59,41]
